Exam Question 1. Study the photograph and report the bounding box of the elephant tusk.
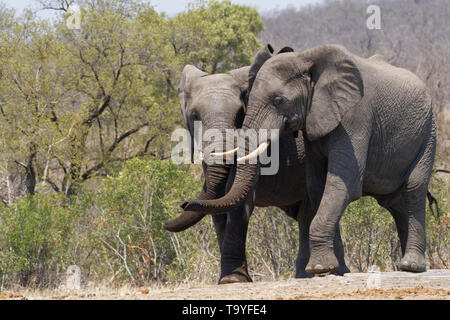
[237,142,269,163]
[199,151,204,161]
[210,147,239,158]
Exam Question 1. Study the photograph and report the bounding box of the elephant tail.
[426,191,439,218]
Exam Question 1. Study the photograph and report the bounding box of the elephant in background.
[165,48,350,283]
[181,44,436,274]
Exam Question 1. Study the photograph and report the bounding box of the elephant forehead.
[193,74,236,88]
[252,69,283,92]
[260,56,301,79]
[189,89,242,113]
[188,85,243,115]
[191,76,241,98]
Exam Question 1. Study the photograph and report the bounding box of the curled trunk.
[180,163,259,213]
[179,104,283,214]
[164,185,214,232]
[164,163,232,232]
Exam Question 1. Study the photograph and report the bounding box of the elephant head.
[180,44,363,213]
[164,64,250,232]
[165,45,294,232]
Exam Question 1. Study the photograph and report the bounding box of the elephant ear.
[277,46,294,54]
[179,65,208,129]
[179,65,208,162]
[248,44,274,94]
[305,45,364,141]
[248,45,295,94]
[229,66,250,107]
[229,66,250,93]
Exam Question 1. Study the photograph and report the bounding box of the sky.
[5,0,322,17]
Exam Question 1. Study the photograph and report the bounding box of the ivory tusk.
[236,142,269,163]
[199,151,204,161]
[210,147,239,158]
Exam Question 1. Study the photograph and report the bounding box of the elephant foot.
[330,264,350,276]
[399,252,426,273]
[306,250,339,274]
[219,262,252,285]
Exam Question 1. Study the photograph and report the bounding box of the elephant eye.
[272,96,285,107]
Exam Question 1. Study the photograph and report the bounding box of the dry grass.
[2,271,448,300]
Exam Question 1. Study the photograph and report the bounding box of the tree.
[168,0,263,73]
[0,0,264,200]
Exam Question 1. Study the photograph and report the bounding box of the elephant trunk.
[180,163,259,213]
[165,114,238,232]
[180,105,283,214]
[164,163,232,232]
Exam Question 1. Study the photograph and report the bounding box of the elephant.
[164,48,350,283]
[180,44,436,274]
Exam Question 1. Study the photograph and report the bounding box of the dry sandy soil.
[2,269,449,300]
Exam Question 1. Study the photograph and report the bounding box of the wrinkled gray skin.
[181,44,436,274]
[164,57,349,283]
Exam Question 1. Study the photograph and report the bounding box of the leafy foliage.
[0,193,77,288]
[0,0,262,199]
[0,158,447,289]
[91,158,202,283]
[170,0,263,73]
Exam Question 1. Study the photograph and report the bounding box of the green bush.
[0,158,207,288]
[247,207,299,280]
[425,175,449,269]
[0,160,447,289]
[0,193,77,288]
[341,196,401,272]
[87,158,205,284]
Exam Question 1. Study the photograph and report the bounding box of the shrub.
[341,196,401,272]
[0,161,447,289]
[0,193,77,289]
[247,207,299,280]
[87,158,205,284]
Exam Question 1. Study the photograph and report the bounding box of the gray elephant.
[165,48,350,283]
[181,44,436,274]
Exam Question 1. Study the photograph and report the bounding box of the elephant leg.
[305,129,365,275]
[331,225,350,276]
[386,187,427,272]
[306,171,352,274]
[381,184,427,273]
[384,204,408,256]
[295,202,314,278]
[296,201,349,278]
[212,214,227,253]
[398,191,427,273]
[219,191,255,284]
[391,130,434,272]
[211,201,228,283]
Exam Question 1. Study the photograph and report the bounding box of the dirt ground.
[2,269,449,300]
